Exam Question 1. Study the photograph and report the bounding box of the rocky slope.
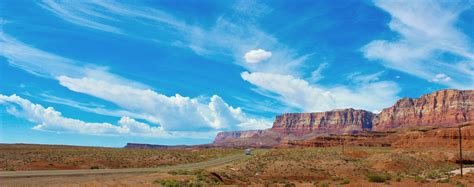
[392,122,474,149]
[284,122,474,149]
[213,89,473,146]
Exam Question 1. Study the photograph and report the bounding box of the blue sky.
[1,0,473,147]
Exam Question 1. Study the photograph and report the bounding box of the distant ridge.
[213,89,474,147]
[124,143,213,149]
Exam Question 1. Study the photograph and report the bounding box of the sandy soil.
[0,144,242,171]
[1,146,474,186]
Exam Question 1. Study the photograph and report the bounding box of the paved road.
[0,153,251,178]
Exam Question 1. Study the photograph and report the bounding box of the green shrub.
[154,179,203,187]
[414,176,428,183]
[437,178,450,183]
[456,181,465,187]
[426,171,441,179]
[367,173,391,183]
[340,178,350,185]
[168,169,203,175]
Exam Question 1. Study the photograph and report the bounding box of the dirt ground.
[1,145,474,186]
[205,147,474,186]
[0,144,241,171]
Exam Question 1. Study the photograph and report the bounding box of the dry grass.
[2,145,474,186]
[0,144,241,171]
[206,147,473,186]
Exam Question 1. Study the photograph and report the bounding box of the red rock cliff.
[373,89,473,130]
[271,109,374,134]
[213,130,267,143]
[212,89,473,145]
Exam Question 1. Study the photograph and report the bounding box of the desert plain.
[1,141,473,186]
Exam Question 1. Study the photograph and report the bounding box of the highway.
[0,153,249,178]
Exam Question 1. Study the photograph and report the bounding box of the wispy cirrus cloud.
[38,0,337,114]
[39,93,161,124]
[362,0,474,89]
[38,0,313,76]
[0,32,147,88]
[241,71,399,112]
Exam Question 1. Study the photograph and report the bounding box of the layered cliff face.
[270,89,473,133]
[272,109,374,135]
[213,89,474,146]
[213,130,280,147]
[213,130,267,143]
[392,123,474,149]
[373,89,474,130]
[282,122,474,149]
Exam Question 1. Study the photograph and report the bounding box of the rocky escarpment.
[124,143,212,149]
[213,130,281,147]
[282,122,474,149]
[213,89,473,146]
[272,109,374,135]
[213,130,267,143]
[373,89,473,130]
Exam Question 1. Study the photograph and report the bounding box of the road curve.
[0,153,250,178]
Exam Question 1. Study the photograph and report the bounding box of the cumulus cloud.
[0,94,215,138]
[241,71,399,112]
[362,0,474,89]
[0,29,272,134]
[57,76,271,131]
[431,73,452,82]
[244,49,272,63]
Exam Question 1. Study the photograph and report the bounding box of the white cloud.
[38,0,313,76]
[362,0,474,89]
[244,49,272,63]
[0,31,271,134]
[39,0,123,34]
[241,72,336,111]
[57,76,271,131]
[0,94,215,138]
[431,73,452,82]
[39,93,160,124]
[0,32,147,89]
[346,71,384,83]
[308,63,329,83]
[241,71,399,112]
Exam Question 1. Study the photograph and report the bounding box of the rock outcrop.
[213,130,281,147]
[272,109,374,135]
[213,89,474,146]
[392,122,474,149]
[282,122,474,149]
[373,89,473,130]
[213,130,267,143]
